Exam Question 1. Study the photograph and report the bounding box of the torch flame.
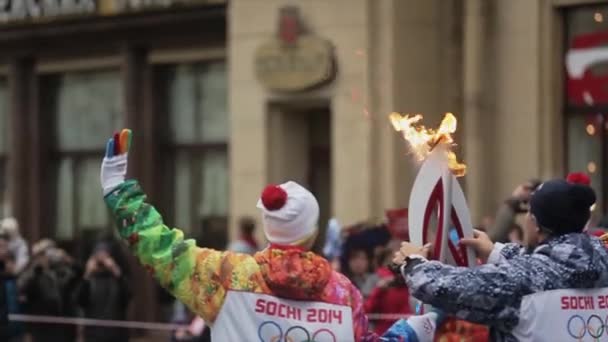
[389,112,466,177]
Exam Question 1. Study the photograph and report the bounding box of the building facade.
[0,0,227,321]
[0,0,605,322]
[230,0,608,244]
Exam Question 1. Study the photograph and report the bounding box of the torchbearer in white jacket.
[101,129,445,342]
[394,178,608,341]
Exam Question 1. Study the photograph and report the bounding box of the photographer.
[18,242,81,342]
[77,242,131,342]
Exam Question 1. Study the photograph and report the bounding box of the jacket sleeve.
[403,252,556,331]
[348,283,374,341]
[487,242,524,264]
[105,180,260,324]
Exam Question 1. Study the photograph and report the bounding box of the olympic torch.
[389,112,475,267]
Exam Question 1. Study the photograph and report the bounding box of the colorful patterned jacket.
[105,180,372,341]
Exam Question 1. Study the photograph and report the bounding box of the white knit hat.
[256,181,319,245]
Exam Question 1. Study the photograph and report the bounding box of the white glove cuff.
[101,154,128,196]
[405,311,438,342]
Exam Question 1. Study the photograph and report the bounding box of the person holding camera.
[77,242,131,342]
[18,241,81,342]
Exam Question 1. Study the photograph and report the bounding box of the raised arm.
[100,129,260,324]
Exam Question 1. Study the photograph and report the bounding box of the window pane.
[47,69,121,241]
[198,150,228,217]
[0,79,8,217]
[77,158,109,230]
[0,161,7,217]
[173,151,228,233]
[162,61,229,235]
[566,5,608,106]
[56,158,74,240]
[168,65,198,144]
[0,79,8,155]
[174,152,192,233]
[198,62,228,142]
[53,70,123,150]
[567,114,603,208]
[167,62,227,144]
[566,6,608,42]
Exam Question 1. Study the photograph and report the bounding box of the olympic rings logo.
[258,321,337,342]
[567,315,608,339]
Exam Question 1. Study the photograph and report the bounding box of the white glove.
[380,311,442,342]
[100,129,131,196]
[101,154,128,196]
[404,312,439,342]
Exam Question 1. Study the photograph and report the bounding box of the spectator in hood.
[0,218,29,274]
[393,178,608,340]
[226,217,259,255]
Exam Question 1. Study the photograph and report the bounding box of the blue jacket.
[403,233,608,341]
[1,275,23,338]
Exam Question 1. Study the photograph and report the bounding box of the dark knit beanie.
[530,179,596,235]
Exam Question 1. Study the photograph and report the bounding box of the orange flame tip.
[389,112,466,177]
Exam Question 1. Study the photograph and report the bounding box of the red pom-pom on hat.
[567,172,591,186]
[261,184,288,211]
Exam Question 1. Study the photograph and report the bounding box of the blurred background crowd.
[0,217,132,342]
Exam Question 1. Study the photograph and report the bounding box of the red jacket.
[364,266,412,334]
